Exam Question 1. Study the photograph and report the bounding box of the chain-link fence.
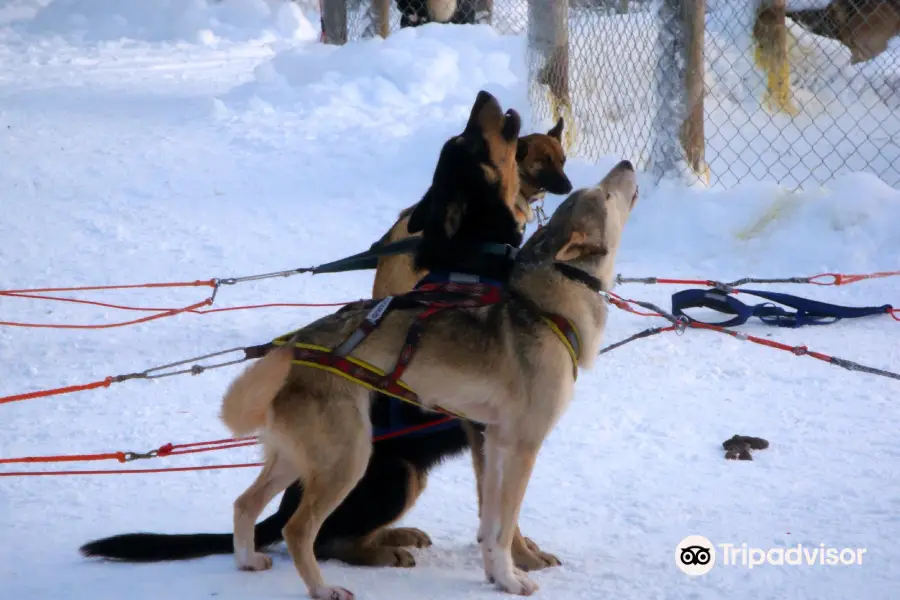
[318,0,900,189]
[320,0,528,41]
[704,0,900,188]
[527,0,900,188]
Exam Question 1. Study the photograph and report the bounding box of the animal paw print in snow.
[722,434,769,461]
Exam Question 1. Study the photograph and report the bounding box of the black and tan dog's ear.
[464,90,500,136]
[406,189,434,234]
[547,116,564,141]
[554,230,607,262]
[443,202,464,238]
[516,138,529,162]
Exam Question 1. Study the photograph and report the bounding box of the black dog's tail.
[79,497,291,562]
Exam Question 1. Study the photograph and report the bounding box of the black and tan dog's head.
[516,117,573,200]
[519,159,638,289]
[511,117,574,231]
[408,90,524,274]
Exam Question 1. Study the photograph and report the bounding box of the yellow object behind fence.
[752,5,800,117]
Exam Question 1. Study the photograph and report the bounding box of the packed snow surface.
[2,2,899,599]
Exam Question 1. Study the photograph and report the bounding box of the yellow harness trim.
[271,339,467,418]
[539,316,580,380]
[271,318,581,416]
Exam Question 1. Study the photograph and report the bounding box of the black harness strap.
[309,238,520,276]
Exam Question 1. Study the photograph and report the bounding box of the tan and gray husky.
[219,153,638,598]
[78,91,565,572]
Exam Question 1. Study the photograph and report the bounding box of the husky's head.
[519,159,638,290]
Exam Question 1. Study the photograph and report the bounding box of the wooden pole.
[322,0,348,45]
[528,0,573,149]
[680,0,707,182]
[374,0,391,38]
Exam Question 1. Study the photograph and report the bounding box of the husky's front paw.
[311,586,355,600]
[514,536,562,571]
[493,568,539,596]
[237,551,272,571]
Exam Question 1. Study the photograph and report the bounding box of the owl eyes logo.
[675,536,716,575]
[680,545,712,565]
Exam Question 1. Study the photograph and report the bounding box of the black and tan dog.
[217,152,637,599]
[80,97,572,573]
[372,116,571,299]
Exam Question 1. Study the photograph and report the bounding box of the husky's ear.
[554,230,607,262]
[406,189,433,234]
[547,117,564,141]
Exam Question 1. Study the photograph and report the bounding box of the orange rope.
[0,451,126,464]
[811,271,900,286]
[159,441,259,457]
[607,292,664,318]
[0,418,456,476]
[0,377,116,405]
[1,294,355,314]
[0,298,213,329]
[621,270,900,288]
[1,291,189,312]
[1,292,355,328]
[0,280,216,294]
[0,463,265,476]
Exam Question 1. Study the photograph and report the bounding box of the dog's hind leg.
[233,448,298,571]
[281,421,372,599]
[370,458,431,550]
[316,457,429,567]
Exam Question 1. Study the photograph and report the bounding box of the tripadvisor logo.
[675,535,716,576]
[675,536,867,574]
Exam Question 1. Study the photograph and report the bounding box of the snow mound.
[18,0,318,45]
[625,171,900,280]
[218,23,526,137]
[0,0,53,26]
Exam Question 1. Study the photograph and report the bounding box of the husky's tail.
[220,346,293,437]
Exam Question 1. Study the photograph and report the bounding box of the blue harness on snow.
[671,287,894,329]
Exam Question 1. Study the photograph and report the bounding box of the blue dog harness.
[671,287,894,328]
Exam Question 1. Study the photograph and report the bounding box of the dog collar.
[553,262,605,293]
[478,242,519,260]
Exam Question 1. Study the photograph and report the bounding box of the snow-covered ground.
[2,2,900,599]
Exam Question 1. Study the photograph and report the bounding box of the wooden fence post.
[322,0,348,45]
[681,0,707,182]
[373,0,391,38]
[650,0,708,184]
[527,0,574,150]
